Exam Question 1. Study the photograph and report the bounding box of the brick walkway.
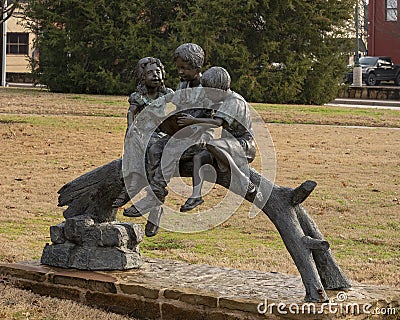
[1,259,399,319]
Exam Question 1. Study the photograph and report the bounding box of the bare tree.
[0,0,21,24]
[354,0,368,56]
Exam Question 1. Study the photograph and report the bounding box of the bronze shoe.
[180,197,204,212]
[112,189,130,208]
[123,205,142,217]
[145,207,163,237]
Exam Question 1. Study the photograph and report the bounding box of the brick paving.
[1,258,399,319]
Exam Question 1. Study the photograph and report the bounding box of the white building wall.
[6,9,35,74]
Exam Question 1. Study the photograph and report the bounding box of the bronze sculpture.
[43,45,351,302]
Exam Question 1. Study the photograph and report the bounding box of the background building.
[368,0,400,64]
[2,5,36,83]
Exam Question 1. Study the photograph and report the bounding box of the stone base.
[41,217,144,270]
[41,243,142,270]
[1,259,399,320]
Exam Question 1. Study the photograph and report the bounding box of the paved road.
[326,98,400,110]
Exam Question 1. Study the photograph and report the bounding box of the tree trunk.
[57,159,351,302]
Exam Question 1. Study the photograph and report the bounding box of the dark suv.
[346,56,400,86]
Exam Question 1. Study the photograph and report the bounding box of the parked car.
[346,56,400,86]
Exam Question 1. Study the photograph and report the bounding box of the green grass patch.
[0,114,125,132]
[0,87,48,95]
[141,223,286,262]
[67,95,126,107]
[0,118,29,124]
[92,113,123,118]
[1,88,399,127]
[0,224,27,238]
[386,221,400,231]
[329,236,399,262]
[252,103,389,116]
[251,103,400,127]
[142,236,185,251]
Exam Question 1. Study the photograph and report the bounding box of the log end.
[302,236,330,251]
[291,180,317,205]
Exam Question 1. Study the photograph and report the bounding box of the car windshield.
[359,57,378,66]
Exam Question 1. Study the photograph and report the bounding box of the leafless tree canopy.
[0,0,22,25]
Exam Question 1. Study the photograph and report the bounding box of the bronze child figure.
[177,66,262,211]
[112,57,173,210]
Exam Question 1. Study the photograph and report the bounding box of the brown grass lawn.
[0,88,399,319]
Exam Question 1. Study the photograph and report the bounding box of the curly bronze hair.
[134,57,167,94]
[173,43,205,70]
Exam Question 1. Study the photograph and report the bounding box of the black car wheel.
[395,73,400,86]
[366,73,377,86]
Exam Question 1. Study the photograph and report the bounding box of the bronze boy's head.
[174,43,204,85]
[200,66,231,91]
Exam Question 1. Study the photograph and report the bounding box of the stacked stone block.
[41,215,144,270]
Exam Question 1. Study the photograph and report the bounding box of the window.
[386,0,398,21]
[377,58,392,67]
[6,33,29,55]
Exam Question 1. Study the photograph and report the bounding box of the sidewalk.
[326,98,400,110]
[3,82,47,89]
[1,259,399,319]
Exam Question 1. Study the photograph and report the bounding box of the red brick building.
[368,0,400,64]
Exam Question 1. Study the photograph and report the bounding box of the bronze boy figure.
[177,66,262,211]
